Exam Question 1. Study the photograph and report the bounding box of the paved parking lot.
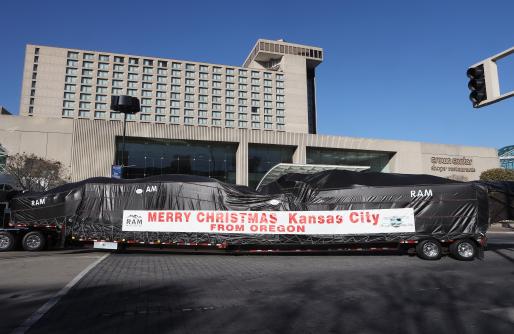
[12,236,513,334]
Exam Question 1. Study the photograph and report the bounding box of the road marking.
[11,253,110,334]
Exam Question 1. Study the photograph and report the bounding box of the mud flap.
[477,247,485,260]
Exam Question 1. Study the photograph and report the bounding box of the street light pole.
[110,95,140,178]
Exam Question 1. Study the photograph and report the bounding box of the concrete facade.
[0,115,500,184]
[20,40,322,134]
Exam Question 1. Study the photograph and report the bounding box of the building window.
[306,147,394,172]
[140,114,151,121]
[67,51,78,59]
[238,120,247,128]
[96,86,107,93]
[225,120,234,127]
[62,109,74,117]
[64,84,76,92]
[129,58,139,65]
[184,117,195,125]
[115,137,237,182]
[185,63,195,70]
[170,116,180,123]
[155,115,166,122]
[172,62,181,69]
[94,111,106,118]
[96,95,107,102]
[198,118,207,126]
[107,112,120,120]
[79,93,91,101]
[248,144,295,188]
[78,110,89,117]
[99,55,109,62]
[98,62,109,70]
[158,60,167,67]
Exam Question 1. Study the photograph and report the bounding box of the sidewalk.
[489,222,514,233]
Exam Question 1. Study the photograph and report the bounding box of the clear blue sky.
[1,0,513,149]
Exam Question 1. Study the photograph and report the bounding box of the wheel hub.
[423,242,439,257]
[457,243,474,258]
[26,235,41,249]
[0,235,10,249]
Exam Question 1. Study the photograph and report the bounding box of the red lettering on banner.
[197,212,205,222]
[349,212,359,223]
[371,213,379,225]
[269,213,277,224]
[148,212,157,222]
[158,212,165,222]
[206,212,214,222]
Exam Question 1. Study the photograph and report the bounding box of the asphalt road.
[0,250,106,334]
[1,233,513,334]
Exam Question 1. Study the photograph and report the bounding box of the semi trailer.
[1,171,512,260]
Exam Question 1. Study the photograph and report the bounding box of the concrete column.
[293,143,306,164]
[236,131,249,186]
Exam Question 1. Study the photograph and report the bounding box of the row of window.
[66,51,284,79]
[64,83,283,96]
[64,89,284,100]
[66,60,283,80]
[65,99,285,110]
[28,49,40,115]
[64,72,284,89]
[62,108,285,129]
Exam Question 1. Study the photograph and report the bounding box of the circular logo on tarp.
[135,188,143,194]
[268,199,281,206]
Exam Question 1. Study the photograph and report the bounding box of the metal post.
[121,112,127,166]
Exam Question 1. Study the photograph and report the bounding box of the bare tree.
[5,153,69,192]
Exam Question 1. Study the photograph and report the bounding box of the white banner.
[122,208,415,235]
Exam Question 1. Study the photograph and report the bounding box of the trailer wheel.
[22,231,46,251]
[0,231,15,252]
[416,239,442,260]
[449,239,477,261]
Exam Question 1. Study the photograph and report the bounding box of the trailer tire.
[22,231,46,251]
[449,239,477,261]
[0,231,15,252]
[416,239,442,260]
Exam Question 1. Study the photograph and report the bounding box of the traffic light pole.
[467,46,514,108]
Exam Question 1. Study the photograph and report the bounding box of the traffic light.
[467,64,487,107]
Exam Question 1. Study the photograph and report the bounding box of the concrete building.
[20,40,321,134]
[0,39,501,187]
[499,145,514,170]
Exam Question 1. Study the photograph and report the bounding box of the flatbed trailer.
[2,171,512,260]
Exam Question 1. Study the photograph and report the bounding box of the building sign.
[122,208,415,235]
[430,156,476,173]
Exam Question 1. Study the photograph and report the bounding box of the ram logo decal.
[410,189,433,198]
[125,214,143,225]
[31,198,46,206]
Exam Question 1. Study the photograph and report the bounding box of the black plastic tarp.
[7,171,513,246]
